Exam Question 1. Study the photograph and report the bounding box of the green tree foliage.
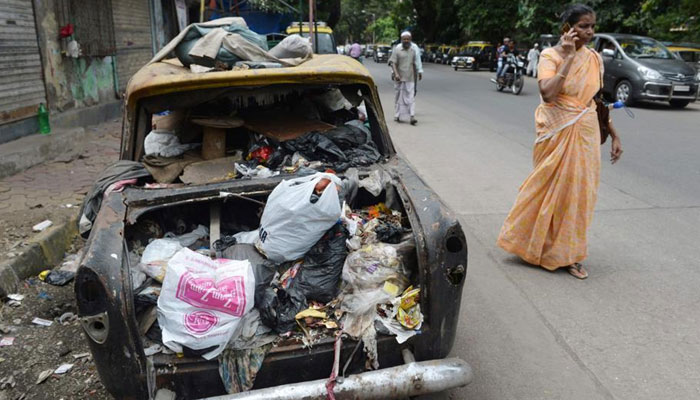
[411,0,699,45]
[334,0,415,44]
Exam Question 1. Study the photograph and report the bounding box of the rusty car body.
[75,55,471,399]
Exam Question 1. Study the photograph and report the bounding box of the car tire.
[669,99,690,108]
[614,80,635,106]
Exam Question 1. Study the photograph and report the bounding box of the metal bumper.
[642,81,699,101]
[200,357,473,400]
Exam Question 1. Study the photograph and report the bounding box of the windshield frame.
[618,38,675,60]
[298,32,337,54]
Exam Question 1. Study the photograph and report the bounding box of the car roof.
[125,55,373,104]
[595,33,655,40]
[285,25,333,34]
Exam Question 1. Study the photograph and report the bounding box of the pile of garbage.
[128,171,422,394]
[149,17,314,70]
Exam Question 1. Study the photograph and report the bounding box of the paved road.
[364,60,700,400]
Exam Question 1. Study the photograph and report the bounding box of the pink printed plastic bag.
[157,248,255,360]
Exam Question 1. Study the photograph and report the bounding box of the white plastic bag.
[269,34,312,59]
[144,130,199,158]
[157,248,255,360]
[139,225,209,282]
[256,173,342,262]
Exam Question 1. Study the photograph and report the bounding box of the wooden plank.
[244,113,336,142]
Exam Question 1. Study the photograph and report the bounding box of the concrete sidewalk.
[0,120,121,294]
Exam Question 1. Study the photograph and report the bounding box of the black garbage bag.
[45,270,75,286]
[323,125,368,148]
[279,121,382,172]
[290,223,349,303]
[281,132,347,163]
[375,221,404,244]
[254,260,308,333]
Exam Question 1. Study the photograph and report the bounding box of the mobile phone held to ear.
[561,23,571,35]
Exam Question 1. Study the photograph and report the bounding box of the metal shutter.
[0,0,47,123]
[112,0,153,92]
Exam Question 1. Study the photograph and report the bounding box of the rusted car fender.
[75,193,149,399]
[385,156,468,359]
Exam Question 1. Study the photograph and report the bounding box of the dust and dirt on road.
[0,240,109,400]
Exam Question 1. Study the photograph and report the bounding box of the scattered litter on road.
[0,375,16,389]
[0,325,14,334]
[36,369,53,384]
[58,312,77,325]
[72,352,90,360]
[45,270,75,286]
[37,291,52,300]
[0,337,15,346]
[31,317,53,327]
[38,270,50,281]
[54,364,73,374]
[110,253,118,259]
[59,250,83,273]
[32,220,53,232]
[7,294,24,302]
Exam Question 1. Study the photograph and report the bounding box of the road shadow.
[501,255,574,278]
[624,100,699,112]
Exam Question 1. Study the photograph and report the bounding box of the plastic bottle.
[38,103,50,135]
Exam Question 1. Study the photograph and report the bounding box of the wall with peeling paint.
[33,0,117,112]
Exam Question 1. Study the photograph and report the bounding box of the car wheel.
[614,80,634,106]
[669,99,690,108]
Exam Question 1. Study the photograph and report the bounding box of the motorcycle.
[491,54,526,95]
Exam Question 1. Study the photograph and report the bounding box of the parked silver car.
[592,33,700,108]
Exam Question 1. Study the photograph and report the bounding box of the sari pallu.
[497,46,603,270]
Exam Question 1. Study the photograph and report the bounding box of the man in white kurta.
[527,43,540,77]
[388,31,423,125]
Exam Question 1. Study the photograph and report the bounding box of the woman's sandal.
[567,263,588,279]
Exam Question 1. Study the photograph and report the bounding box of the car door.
[596,37,624,95]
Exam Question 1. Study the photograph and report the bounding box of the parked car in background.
[453,41,496,71]
[365,44,375,57]
[374,45,392,62]
[539,34,557,49]
[591,33,699,108]
[428,45,443,63]
[286,21,337,54]
[422,44,438,62]
[666,43,700,72]
[436,46,456,64]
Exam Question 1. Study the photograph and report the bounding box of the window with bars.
[55,0,116,56]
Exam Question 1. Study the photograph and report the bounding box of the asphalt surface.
[364,59,700,400]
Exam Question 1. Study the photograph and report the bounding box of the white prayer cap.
[400,31,412,38]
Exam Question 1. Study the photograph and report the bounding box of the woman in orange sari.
[497,4,623,279]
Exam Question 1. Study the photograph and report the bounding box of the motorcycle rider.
[497,40,520,84]
[495,37,510,81]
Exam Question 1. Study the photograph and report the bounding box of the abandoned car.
[74,39,471,398]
